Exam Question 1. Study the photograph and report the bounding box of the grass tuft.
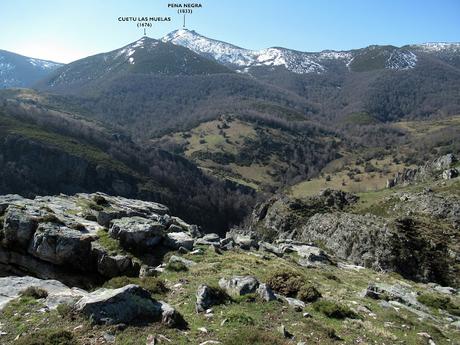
[15,329,77,345]
[313,300,359,319]
[102,276,168,295]
[20,286,48,299]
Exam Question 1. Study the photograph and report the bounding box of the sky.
[0,0,459,63]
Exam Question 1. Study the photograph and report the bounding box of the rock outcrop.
[0,276,87,310]
[75,284,181,326]
[0,193,198,287]
[301,213,458,286]
[387,153,458,188]
[249,189,358,241]
[218,276,260,297]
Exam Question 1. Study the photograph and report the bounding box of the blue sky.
[1,0,459,63]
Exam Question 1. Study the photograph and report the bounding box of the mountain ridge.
[0,49,62,89]
[162,29,460,74]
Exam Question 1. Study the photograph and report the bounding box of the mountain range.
[0,29,459,217]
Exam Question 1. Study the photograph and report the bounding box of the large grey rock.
[234,235,258,250]
[196,284,225,313]
[168,255,196,268]
[28,223,93,270]
[281,296,306,311]
[363,283,426,312]
[259,241,283,257]
[218,276,259,297]
[95,250,139,278]
[442,168,459,180]
[109,217,165,250]
[2,206,38,249]
[164,232,194,250]
[0,276,87,310]
[93,194,169,227]
[75,284,163,325]
[158,300,185,328]
[286,244,334,267]
[257,283,277,301]
[195,233,221,246]
[0,246,95,288]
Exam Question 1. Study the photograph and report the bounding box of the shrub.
[266,270,305,297]
[323,273,341,282]
[103,276,168,295]
[93,195,108,205]
[37,214,62,224]
[313,300,358,319]
[56,303,75,318]
[15,329,77,345]
[417,293,460,316]
[70,223,86,231]
[165,260,188,272]
[88,202,103,211]
[226,312,255,325]
[20,286,48,299]
[206,285,230,305]
[298,285,322,303]
[223,328,288,345]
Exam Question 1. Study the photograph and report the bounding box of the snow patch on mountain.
[318,51,353,60]
[161,29,436,73]
[115,38,159,65]
[414,42,460,52]
[162,29,336,74]
[386,50,417,70]
[254,48,325,74]
[162,29,253,66]
[28,58,60,70]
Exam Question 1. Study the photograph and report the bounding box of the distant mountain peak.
[0,50,63,88]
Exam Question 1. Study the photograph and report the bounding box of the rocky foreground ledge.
[0,190,459,343]
[0,193,199,287]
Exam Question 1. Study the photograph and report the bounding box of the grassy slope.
[155,116,338,191]
[156,117,283,189]
[289,155,410,197]
[1,246,459,344]
[289,115,460,199]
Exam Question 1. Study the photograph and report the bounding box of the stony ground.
[0,244,459,345]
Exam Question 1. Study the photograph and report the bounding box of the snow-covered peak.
[115,37,159,64]
[162,29,253,66]
[413,42,460,52]
[162,29,341,74]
